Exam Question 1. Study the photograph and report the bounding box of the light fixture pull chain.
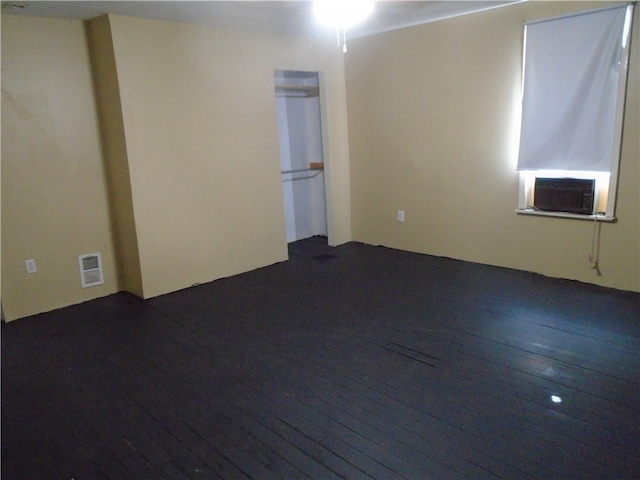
[343,27,347,53]
[336,27,340,47]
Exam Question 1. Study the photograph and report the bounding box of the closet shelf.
[281,163,324,175]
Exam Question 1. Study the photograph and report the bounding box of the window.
[516,5,633,220]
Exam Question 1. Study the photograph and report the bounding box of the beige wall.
[86,16,144,297]
[1,15,119,321]
[3,3,637,321]
[103,15,352,298]
[2,13,353,317]
[346,2,640,292]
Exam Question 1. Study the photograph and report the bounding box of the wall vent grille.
[78,253,104,288]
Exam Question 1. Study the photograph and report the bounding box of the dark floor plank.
[3,238,640,479]
[360,324,639,430]
[260,335,553,479]
[287,329,634,477]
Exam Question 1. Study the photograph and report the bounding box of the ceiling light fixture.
[314,1,375,53]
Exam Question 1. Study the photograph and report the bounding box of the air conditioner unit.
[533,177,595,215]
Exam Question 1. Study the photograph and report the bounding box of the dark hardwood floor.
[3,237,640,479]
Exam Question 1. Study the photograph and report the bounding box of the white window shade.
[517,5,632,172]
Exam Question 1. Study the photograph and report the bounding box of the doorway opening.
[274,71,328,248]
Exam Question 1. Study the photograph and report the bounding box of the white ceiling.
[1,1,523,39]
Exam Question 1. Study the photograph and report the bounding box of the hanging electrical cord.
[335,26,348,52]
[589,213,602,276]
[343,27,348,53]
[314,1,374,54]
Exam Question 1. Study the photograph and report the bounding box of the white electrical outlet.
[25,259,37,274]
[397,210,405,222]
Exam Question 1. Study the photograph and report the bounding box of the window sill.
[515,209,616,222]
